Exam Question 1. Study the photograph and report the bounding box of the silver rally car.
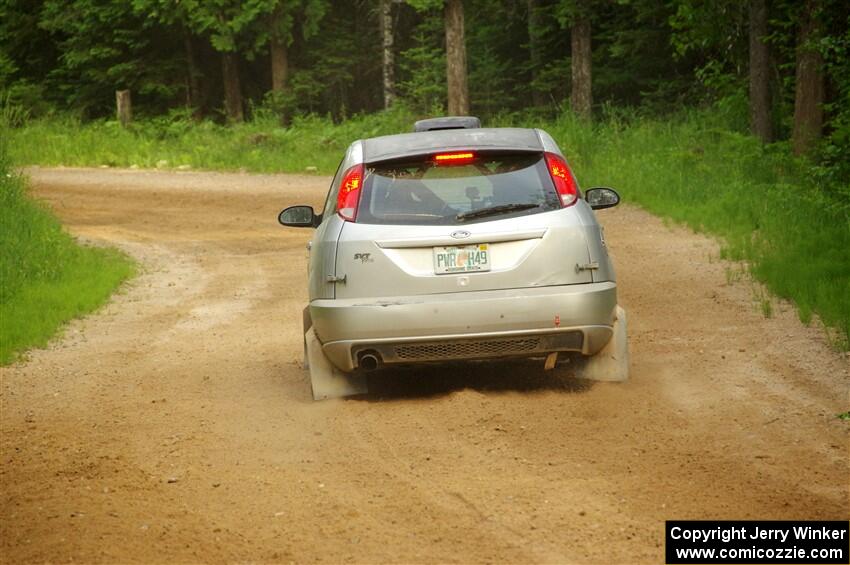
[280,117,629,399]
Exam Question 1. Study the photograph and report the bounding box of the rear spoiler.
[413,116,481,132]
[366,146,542,165]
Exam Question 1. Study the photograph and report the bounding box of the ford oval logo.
[451,230,471,239]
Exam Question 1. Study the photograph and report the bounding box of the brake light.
[544,152,578,207]
[434,151,475,165]
[337,164,364,221]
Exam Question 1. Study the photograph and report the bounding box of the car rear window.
[356,152,560,225]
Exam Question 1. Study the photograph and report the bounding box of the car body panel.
[307,141,364,299]
[333,207,595,300]
[310,281,617,371]
[308,214,344,299]
[535,128,563,156]
[361,127,544,162]
[572,201,616,283]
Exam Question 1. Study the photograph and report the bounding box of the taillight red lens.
[544,152,578,207]
[337,164,364,221]
[434,151,475,165]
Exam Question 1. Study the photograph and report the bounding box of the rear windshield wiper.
[456,203,539,221]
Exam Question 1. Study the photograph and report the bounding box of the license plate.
[433,244,490,274]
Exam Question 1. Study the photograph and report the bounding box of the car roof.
[361,127,543,163]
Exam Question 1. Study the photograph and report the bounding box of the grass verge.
[0,136,135,365]
[8,110,410,174]
[544,109,849,349]
[7,105,849,349]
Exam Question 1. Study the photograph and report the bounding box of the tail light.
[337,164,364,221]
[544,152,579,207]
[434,151,475,165]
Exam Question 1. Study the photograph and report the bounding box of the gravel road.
[1,167,847,563]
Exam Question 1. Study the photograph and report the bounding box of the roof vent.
[413,116,481,132]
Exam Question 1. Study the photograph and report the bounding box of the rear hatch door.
[334,151,593,300]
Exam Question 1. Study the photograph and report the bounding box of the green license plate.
[433,244,490,274]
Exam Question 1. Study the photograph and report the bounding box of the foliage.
[34,0,186,116]
[465,1,529,114]
[397,6,445,114]
[0,128,134,364]
[1,91,32,127]
[1,0,847,139]
[815,13,850,190]
[593,0,697,109]
[285,1,380,119]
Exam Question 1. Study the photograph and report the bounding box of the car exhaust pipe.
[358,353,380,371]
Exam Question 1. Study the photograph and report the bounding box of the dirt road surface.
[2,167,847,563]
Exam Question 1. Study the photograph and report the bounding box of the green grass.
[0,136,135,365]
[6,104,849,349]
[8,109,413,174]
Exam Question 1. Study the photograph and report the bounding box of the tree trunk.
[184,31,201,113]
[221,51,244,123]
[749,0,772,142]
[270,5,289,96]
[115,90,132,127]
[527,0,545,107]
[570,17,592,120]
[270,38,289,93]
[792,0,824,155]
[380,0,395,109]
[444,0,469,115]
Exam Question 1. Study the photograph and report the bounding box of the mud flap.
[302,306,312,371]
[304,327,368,400]
[574,305,630,382]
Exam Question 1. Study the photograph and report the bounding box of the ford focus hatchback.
[280,117,629,399]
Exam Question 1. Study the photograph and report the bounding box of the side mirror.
[585,187,620,210]
[279,205,320,228]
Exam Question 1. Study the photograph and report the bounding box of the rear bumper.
[310,282,618,372]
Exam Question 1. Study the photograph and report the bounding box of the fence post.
[116,90,132,127]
